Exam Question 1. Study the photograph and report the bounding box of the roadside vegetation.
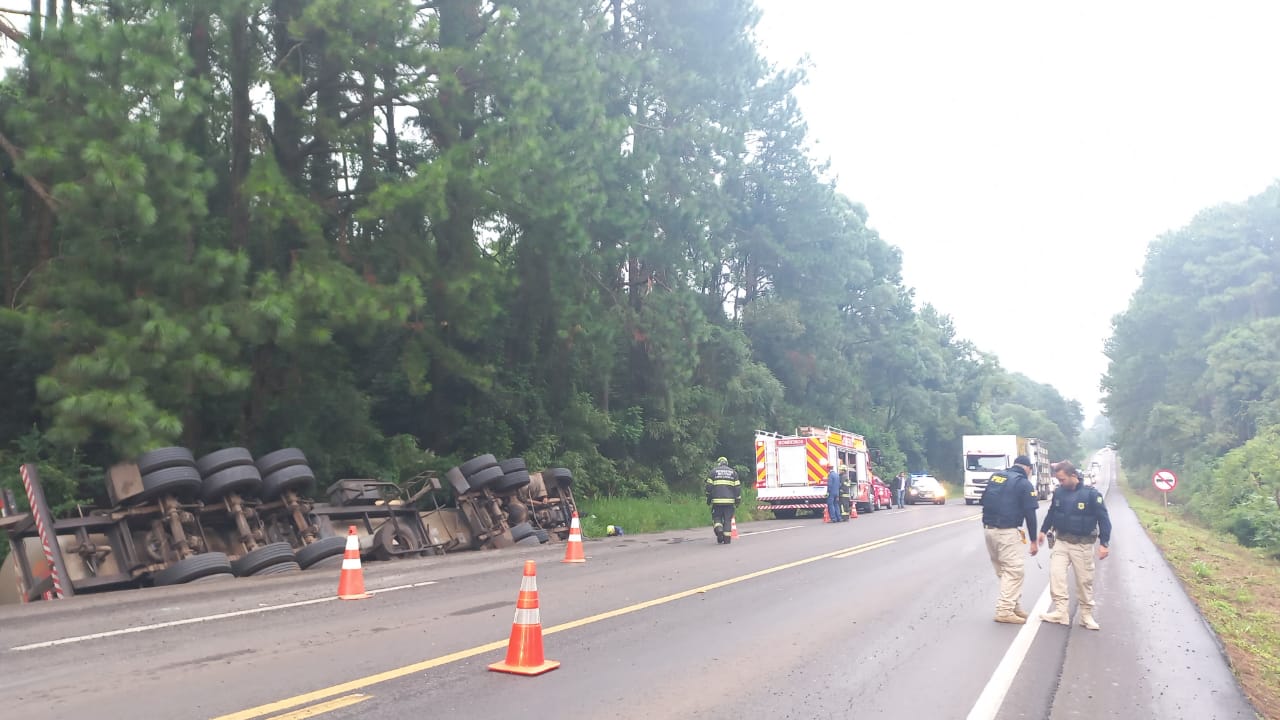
[0,2,1082,520]
[1128,489,1280,719]
[1104,184,1280,560]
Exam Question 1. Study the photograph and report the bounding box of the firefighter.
[980,454,1040,624]
[1038,460,1112,630]
[706,456,741,544]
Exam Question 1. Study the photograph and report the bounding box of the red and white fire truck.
[754,426,885,518]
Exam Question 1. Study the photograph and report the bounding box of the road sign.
[1152,469,1177,492]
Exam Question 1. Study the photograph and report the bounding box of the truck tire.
[515,535,541,547]
[548,467,573,487]
[445,466,470,495]
[466,465,504,491]
[141,465,203,501]
[459,454,497,477]
[495,470,531,494]
[252,561,301,576]
[154,552,233,586]
[137,447,196,475]
[372,522,421,561]
[195,447,255,478]
[260,464,316,500]
[255,448,309,477]
[231,542,296,576]
[295,536,348,569]
[509,521,536,543]
[498,457,527,474]
[200,464,263,503]
[534,528,550,544]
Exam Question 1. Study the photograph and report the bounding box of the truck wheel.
[548,467,573,487]
[232,542,296,577]
[260,464,316,500]
[255,448,309,477]
[495,470,531,494]
[141,465,203,501]
[137,447,196,475]
[372,523,421,561]
[445,466,471,495]
[466,465,504,491]
[195,447,255,478]
[509,522,536,543]
[201,464,263,503]
[154,552,233,586]
[252,561,301,576]
[459,454,498,477]
[296,536,348,569]
[499,457,527,474]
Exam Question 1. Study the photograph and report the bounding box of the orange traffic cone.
[730,517,739,539]
[337,526,371,600]
[562,511,586,563]
[823,505,831,523]
[488,560,560,676]
[849,499,859,520]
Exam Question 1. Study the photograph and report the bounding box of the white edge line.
[965,585,1053,720]
[9,580,437,652]
[738,524,805,537]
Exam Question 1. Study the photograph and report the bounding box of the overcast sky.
[752,0,1280,420]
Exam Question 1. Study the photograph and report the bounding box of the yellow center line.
[833,539,896,558]
[264,694,370,720]
[211,513,980,720]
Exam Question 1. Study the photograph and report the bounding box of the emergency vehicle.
[754,426,883,518]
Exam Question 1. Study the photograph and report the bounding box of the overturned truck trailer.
[1,448,578,603]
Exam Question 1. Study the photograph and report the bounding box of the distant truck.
[754,426,884,518]
[961,435,1052,504]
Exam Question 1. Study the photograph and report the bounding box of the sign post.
[1152,469,1177,517]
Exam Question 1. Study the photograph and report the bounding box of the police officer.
[1038,460,1112,630]
[980,454,1040,624]
[706,456,741,544]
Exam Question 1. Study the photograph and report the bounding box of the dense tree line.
[0,0,1080,512]
[1104,182,1280,556]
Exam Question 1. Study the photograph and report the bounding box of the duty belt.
[1056,533,1097,544]
[983,524,1018,530]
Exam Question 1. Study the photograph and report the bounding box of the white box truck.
[961,435,1051,504]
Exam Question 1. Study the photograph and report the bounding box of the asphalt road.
[0,450,1259,720]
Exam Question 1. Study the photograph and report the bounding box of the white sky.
[753,0,1280,419]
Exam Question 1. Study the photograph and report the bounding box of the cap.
[1012,455,1032,467]
[1051,460,1078,476]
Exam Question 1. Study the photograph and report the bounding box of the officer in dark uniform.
[1038,460,1112,630]
[706,456,742,544]
[980,454,1040,624]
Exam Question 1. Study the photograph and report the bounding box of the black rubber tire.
[255,448,309,477]
[137,447,196,475]
[515,535,541,547]
[153,552,233,586]
[141,465,203,501]
[252,561,301,576]
[295,536,348,569]
[260,464,316,500]
[548,467,573,487]
[466,465,504,491]
[196,447,255,478]
[534,528,550,544]
[498,457,527,474]
[232,542,296,577]
[509,521,536,543]
[459,454,498,477]
[495,470,531,494]
[200,464,263,503]
[372,522,421,561]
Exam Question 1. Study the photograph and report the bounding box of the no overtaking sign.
[1152,469,1177,492]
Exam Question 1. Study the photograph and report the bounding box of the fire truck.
[754,426,883,518]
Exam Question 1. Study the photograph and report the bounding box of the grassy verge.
[577,488,767,537]
[1127,491,1280,719]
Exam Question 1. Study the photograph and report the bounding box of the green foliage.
[0,0,1082,513]
[1105,182,1280,555]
